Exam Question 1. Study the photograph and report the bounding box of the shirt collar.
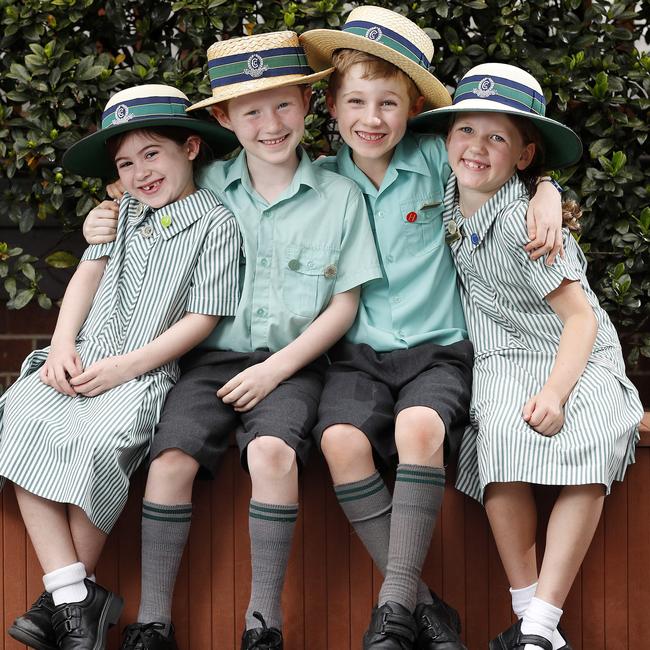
[125,188,220,240]
[335,130,430,195]
[222,146,321,200]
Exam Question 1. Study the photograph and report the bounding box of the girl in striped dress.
[412,63,643,650]
[0,85,241,650]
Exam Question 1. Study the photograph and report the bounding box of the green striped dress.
[0,188,241,532]
[443,175,643,503]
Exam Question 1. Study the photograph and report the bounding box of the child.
[1,84,241,650]
[299,7,566,650]
[411,62,644,650]
[84,32,381,650]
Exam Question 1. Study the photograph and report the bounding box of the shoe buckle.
[380,612,390,634]
[421,614,442,639]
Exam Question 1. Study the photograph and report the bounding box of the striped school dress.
[0,188,241,532]
[442,175,643,503]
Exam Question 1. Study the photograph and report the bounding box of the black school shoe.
[414,592,467,650]
[52,579,123,650]
[240,612,283,649]
[556,625,573,650]
[363,601,417,649]
[489,619,552,650]
[120,622,178,650]
[8,590,57,650]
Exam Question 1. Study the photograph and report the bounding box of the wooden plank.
[440,485,465,631]
[581,511,605,650]
[464,495,489,649]
[3,488,27,650]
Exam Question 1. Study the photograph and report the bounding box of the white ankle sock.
[521,597,562,650]
[43,562,88,606]
[551,628,567,650]
[510,582,537,618]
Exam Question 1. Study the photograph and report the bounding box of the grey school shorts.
[313,340,474,465]
[151,349,327,477]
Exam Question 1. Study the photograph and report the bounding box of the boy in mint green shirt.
[301,6,563,650]
[83,31,380,650]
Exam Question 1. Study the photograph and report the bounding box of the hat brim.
[188,68,334,112]
[410,103,583,169]
[299,29,451,109]
[62,115,239,179]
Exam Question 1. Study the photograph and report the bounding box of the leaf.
[7,288,36,310]
[589,138,614,158]
[45,251,79,268]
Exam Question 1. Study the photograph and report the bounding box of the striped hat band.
[454,74,546,116]
[342,20,430,70]
[208,46,313,90]
[102,95,191,129]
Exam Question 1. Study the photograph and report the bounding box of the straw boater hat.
[299,5,451,109]
[410,63,583,169]
[188,31,335,111]
[63,84,238,179]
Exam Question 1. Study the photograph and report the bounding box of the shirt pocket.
[400,194,444,256]
[283,245,340,318]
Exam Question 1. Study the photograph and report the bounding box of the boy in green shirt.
[301,7,563,649]
[78,31,381,650]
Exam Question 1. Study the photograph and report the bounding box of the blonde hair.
[328,49,421,106]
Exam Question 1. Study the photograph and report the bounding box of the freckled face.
[113,131,199,208]
[446,112,535,202]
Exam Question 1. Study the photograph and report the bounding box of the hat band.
[208,46,313,89]
[342,20,430,70]
[102,96,191,129]
[454,74,546,116]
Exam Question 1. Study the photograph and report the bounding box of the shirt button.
[323,264,337,279]
[377,211,383,218]
[139,224,154,238]
[288,259,300,271]
[256,307,266,317]
[260,258,269,267]
[386,255,394,263]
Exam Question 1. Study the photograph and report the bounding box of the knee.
[395,407,446,458]
[321,424,373,476]
[149,448,200,484]
[247,436,296,480]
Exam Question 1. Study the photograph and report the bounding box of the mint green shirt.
[317,131,467,352]
[197,148,381,353]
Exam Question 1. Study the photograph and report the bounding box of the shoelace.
[248,612,282,649]
[122,622,167,647]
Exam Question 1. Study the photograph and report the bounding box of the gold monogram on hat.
[188,31,334,111]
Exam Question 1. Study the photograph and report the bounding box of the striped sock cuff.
[395,464,445,488]
[335,471,386,504]
[249,500,298,523]
[142,500,193,523]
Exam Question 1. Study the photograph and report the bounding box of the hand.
[522,388,565,436]
[40,341,83,396]
[69,355,134,397]
[106,179,126,202]
[525,181,565,265]
[217,360,284,412]
[83,201,118,245]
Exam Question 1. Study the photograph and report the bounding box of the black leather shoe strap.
[380,612,416,643]
[517,633,552,650]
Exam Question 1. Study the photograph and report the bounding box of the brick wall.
[0,304,58,389]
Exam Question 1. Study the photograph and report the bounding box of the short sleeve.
[81,242,114,261]
[332,185,381,294]
[185,211,242,316]
[500,200,582,300]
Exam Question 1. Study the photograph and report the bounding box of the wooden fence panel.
[1,417,649,650]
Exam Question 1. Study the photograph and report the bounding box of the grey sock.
[137,500,192,633]
[245,500,298,631]
[378,464,445,612]
[335,471,432,605]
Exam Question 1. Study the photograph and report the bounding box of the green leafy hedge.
[1,0,648,361]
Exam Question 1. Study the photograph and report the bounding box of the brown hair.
[106,126,212,171]
[328,48,421,107]
[511,115,582,232]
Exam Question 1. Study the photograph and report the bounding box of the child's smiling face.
[446,112,536,204]
[114,130,199,208]
[212,85,311,170]
[327,63,424,172]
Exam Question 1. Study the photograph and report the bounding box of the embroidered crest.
[445,219,461,246]
[112,104,133,125]
[243,53,268,78]
[365,26,383,41]
[472,77,497,99]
